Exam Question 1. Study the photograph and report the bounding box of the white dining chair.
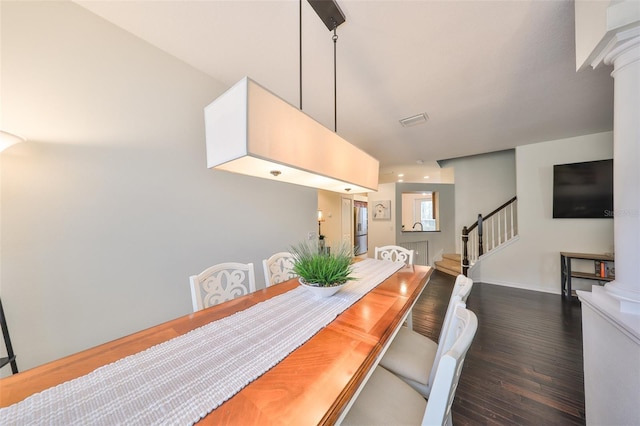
[342,305,478,426]
[262,251,297,287]
[189,262,256,312]
[375,245,415,265]
[378,274,473,398]
[375,245,416,328]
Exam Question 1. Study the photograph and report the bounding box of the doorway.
[341,198,353,253]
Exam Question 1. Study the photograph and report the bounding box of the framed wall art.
[372,200,391,220]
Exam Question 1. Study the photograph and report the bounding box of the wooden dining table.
[0,263,432,425]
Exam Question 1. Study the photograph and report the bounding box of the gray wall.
[440,150,516,253]
[395,183,455,265]
[1,1,317,372]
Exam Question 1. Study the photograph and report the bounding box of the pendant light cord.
[333,25,338,132]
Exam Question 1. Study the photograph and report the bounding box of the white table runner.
[0,258,404,425]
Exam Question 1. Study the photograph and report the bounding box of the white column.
[576,3,640,423]
[603,30,640,312]
[580,0,640,313]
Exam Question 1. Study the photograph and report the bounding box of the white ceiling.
[75,0,614,184]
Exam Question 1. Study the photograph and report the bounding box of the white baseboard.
[478,278,560,295]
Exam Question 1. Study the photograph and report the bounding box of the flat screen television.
[553,159,613,219]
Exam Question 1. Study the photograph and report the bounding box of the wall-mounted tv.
[553,159,613,219]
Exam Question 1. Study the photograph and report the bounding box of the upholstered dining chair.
[378,274,473,398]
[262,252,297,287]
[189,262,256,312]
[342,305,478,426]
[374,245,415,265]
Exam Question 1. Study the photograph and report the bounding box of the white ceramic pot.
[298,278,346,297]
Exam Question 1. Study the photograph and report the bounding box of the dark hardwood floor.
[412,270,585,425]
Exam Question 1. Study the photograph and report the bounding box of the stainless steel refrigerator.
[354,201,368,256]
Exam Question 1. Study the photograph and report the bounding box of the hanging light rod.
[203,0,379,194]
[307,0,345,133]
[307,0,345,30]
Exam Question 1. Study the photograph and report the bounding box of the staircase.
[435,253,461,277]
[462,196,518,275]
[434,197,519,278]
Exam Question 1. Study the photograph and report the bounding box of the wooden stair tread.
[435,253,461,277]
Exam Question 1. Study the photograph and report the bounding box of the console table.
[560,252,614,300]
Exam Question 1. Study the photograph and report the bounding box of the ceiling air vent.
[399,113,429,127]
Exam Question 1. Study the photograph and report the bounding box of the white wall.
[317,189,344,245]
[440,150,516,253]
[574,0,611,71]
[367,183,396,257]
[0,1,317,372]
[580,289,640,426]
[474,132,614,294]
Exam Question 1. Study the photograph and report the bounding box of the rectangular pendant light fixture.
[0,130,26,153]
[204,77,379,194]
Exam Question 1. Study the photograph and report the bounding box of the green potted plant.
[290,239,355,297]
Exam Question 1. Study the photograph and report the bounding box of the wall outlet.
[308,231,317,240]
